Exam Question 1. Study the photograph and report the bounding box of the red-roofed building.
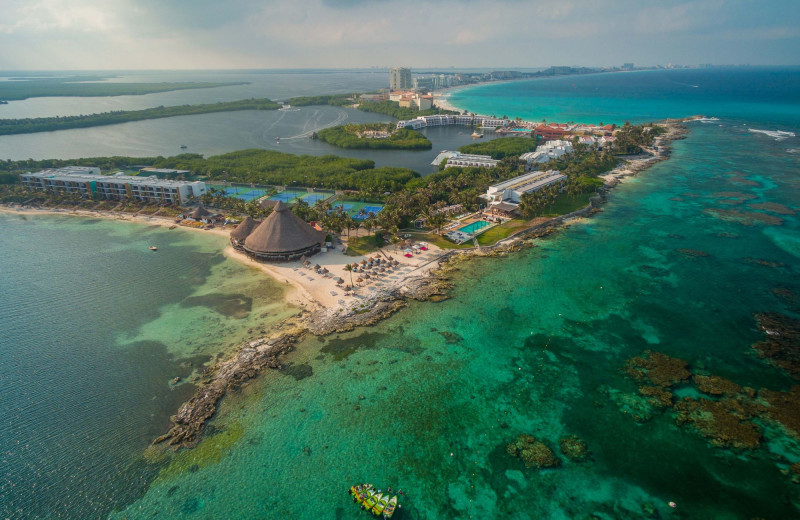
[534,126,571,141]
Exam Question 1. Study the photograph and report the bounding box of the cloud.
[0,0,798,69]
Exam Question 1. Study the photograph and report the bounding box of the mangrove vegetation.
[316,124,432,150]
[0,98,281,135]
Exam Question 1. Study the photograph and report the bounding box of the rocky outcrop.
[152,324,305,449]
[306,274,454,336]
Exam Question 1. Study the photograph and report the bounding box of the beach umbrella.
[364,274,371,279]
[360,259,367,265]
[322,267,329,273]
[356,277,363,283]
[336,278,344,284]
[314,264,321,270]
[368,257,375,262]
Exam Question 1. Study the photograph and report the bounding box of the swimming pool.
[458,220,491,234]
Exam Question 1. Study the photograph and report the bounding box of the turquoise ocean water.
[2,68,800,519]
[0,215,296,519]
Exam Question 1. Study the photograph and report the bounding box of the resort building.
[389,67,412,90]
[359,93,389,102]
[240,201,326,262]
[431,151,499,172]
[483,170,567,211]
[533,125,572,141]
[397,114,510,131]
[520,140,574,165]
[390,91,433,110]
[20,168,206,204]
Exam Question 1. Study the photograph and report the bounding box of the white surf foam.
[749,128,796,141]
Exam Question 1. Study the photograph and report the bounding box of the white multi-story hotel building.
[483,170,567,205]
[430,151,499,171]
[20,168,206,205]
[397,114,510,130]
[520,140,574,165]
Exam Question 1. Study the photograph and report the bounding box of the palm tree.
[344,263,354,288]
[343,214,355,240]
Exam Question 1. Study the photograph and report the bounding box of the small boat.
[180,144,188,149]
[383,496,398,518]
[471,131,484,138]
[363,492,380,511]
[274,137,280,142]
[372,494,389,515]
[350,483,372,500]
[149,246,158,251]
[169,225,176,230]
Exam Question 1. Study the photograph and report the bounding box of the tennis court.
[334,201,384,219]
[301,193,329,204]
[212,185,269,201]
[268,190,308,203]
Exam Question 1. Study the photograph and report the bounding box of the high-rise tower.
[389,67,412,90]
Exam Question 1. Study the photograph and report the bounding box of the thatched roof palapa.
[243,201,325,258]
[230,216,261,241]
[189,205,213,220]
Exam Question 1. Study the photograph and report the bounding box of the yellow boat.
[371,494,389,515]
[383,496,398,518]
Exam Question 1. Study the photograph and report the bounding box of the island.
[315,123,432,150]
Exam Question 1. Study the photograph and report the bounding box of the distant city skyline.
[1,0,798,70]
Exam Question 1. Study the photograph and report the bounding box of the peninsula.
[0,75,247,101]
[0,98,281,135]
[1,108,691,449]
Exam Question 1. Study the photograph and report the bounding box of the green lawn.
[541,192,592,217]
[413,232,474,250]
[345,235,382,256]
[476,219,528,246]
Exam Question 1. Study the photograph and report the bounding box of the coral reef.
[506,434,561,469]
[748,202,796,215]
[703,208,784,226]
[559,435,589,462]
[600,385,661,423]
[758,386,800,439]
[752,312,800,378]
[693,374,743,396]
[791,462,800,484]
[676,248,710,257]
[624,350,690,388]
[638,385,674,407]
[673,398,762,450]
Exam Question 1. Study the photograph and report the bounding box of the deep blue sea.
[1,68,799,519]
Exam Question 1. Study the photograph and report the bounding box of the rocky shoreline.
[150,120,690,451]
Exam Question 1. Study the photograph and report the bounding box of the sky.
[0,0,798,70]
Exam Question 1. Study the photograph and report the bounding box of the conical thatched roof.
[230,217,261,241]
[189,205,213,219]
[259,198,279,209]
[244,201,324,255]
